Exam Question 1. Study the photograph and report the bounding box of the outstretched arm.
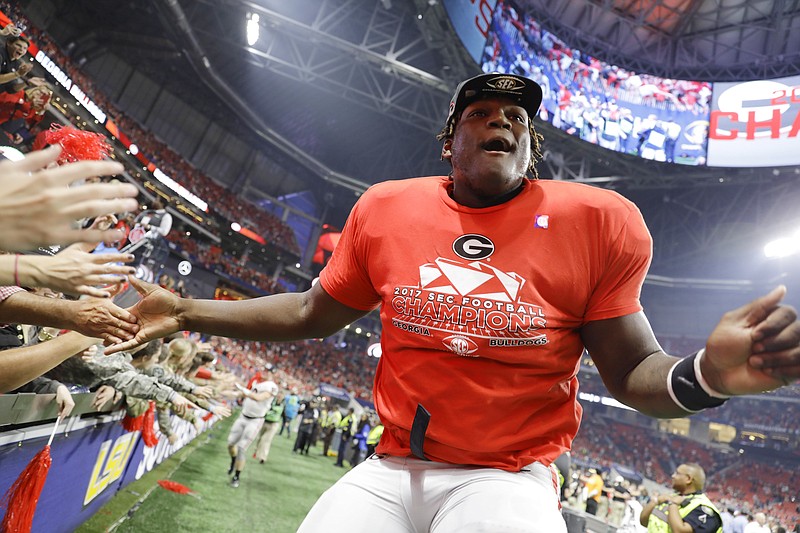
[582,286,799,417]
[106,277,369,353]
[0,290,139,344]
[0,331,98,393]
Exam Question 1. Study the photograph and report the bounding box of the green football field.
[77,415,348,532]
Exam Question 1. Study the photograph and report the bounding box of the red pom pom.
[141,401,159,448]
[157,480,193,495]
[121,412,144,432]
[33,124,110,164]
[1,446,53,533]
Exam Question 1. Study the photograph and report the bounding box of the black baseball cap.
[445,73,543,127]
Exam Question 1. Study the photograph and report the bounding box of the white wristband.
[693,348,731,399]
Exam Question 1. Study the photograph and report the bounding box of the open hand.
[72,297,139,345]
[0,146,138,251]
[702,286,800,395]
[105,276,181,354]
[22,242,136,298]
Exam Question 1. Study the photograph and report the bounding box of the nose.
[487,112,512,130]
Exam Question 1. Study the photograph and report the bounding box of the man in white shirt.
[227,372,279,487]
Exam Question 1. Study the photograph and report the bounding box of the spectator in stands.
[44,338,195,412]
[0,82,52,143]
[640,463,722,532]
[732,510,749,533]
[743,512,770,533]
[0,146,139,251]
[108,73,800,533]
[0,28,31,92]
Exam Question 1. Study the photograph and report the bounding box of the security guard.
[640,463,722,533]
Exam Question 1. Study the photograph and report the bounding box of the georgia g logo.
[453,234,494,260]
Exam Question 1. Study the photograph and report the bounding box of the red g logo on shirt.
[453,234,494,260]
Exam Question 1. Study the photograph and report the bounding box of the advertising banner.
[707,75,800,167]
[0,414,211,533]
[0,420,136,533]
[443,0,498,63]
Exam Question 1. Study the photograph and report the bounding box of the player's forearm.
[177,289,359,342]
[616,351,689,417]
[0,332,96,393]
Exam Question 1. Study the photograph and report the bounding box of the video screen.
[707,74,800,167]
[481,0,712,166]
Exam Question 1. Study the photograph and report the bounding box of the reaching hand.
[92,385,117,409]
[72,297,139,345]
[171,393,191,411]
[20,242,136,298]
[193,385,214,399]
[55,384,75,417]
[211,404,232,418]
[0,146,138,251]
[104,276,181,354]
[702,286,800,395]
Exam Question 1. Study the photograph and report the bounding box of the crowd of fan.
[485,0,712,116]
[166,230,285,295]
[208,336,377,404]
[0,3,300,257]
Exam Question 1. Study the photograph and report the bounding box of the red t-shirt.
[320,176,652,471]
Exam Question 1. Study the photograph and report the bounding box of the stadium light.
[246,13,260,46]
[763,230,800,258]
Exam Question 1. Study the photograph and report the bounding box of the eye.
[468,110,486,118]
[510,113,526,123]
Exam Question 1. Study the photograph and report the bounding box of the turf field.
[77,415,348,532]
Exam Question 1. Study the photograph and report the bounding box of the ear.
[441,139,453,162]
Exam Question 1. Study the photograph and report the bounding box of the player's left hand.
[702,286,800,395]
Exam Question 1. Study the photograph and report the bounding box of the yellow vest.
[367,424,384,446]
[338,414,353,431]
[647,492,721,533]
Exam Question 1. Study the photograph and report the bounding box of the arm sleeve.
[682,506,722,533]
[99,370,176,403]
[319,193,382,311]
[142,365,196,393]
[156,403,174,437]
[584,205,652,323]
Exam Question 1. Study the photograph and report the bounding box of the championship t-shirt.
[319,176,652,471]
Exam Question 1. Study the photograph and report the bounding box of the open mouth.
[481,138,512,153]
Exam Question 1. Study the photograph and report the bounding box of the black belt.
[242,413,261,420]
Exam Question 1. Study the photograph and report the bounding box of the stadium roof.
[30,0,800,285]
